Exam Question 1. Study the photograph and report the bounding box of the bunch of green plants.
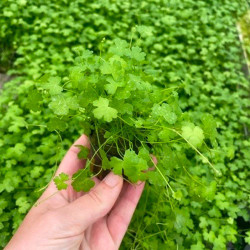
[0,0,249,249]
[29,40,218,193]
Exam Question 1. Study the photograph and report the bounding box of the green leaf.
[30,167,44,179]
[49,95,79,115]
[127,46,146,62]
[69,66,84,89]
[138,148,151,162]
[54,173,69,190]
[79,178,95,192]
[81,49,93,59]
[100,60,124,81]
[173,190,183,201]
[42,76,63,95]
[8,117,27,133]
[147,170,165,186]
[75,145,89,159]
[100,61,112,75]
[26,89,42,111]
[111,99,133,115]
[49,95,69,115]
[111,150,148,183]
[174,208,194,234]
[71,169,95,192]
[203,181,217,200]
[67,96,79,110]
[105,77,123,95]
[105,81,118,95]
[181,123,204,147]
[213,235,226,250]
[201,114,217,146]
[128,74,151,91]
[123,150,148,183]
[245,231,250,244]
[190,242,205,250]
[158,129,172,142]
[93,97,118,122]
[99,149,111,170]
[152,103,177,124]
[109,38,129,56]
[110,157,124,175]
[6,143,26,158]
[111,60,123,80]
[47,117,67,132]
[16,197,30,214]
[137,25,154,37]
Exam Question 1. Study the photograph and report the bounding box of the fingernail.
[104,172,121,187]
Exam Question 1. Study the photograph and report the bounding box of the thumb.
[57,172,123,231]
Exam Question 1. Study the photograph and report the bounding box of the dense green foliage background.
[0,0,249,249]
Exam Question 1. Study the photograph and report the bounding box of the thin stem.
[170,128,220,174]
[34,191,59,207]
[150,158,174,194]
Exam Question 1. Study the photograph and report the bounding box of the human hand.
[5,135,145,250]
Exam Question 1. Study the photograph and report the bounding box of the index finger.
[42,134,90,196]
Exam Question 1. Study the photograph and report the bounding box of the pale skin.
[5,135,145,250]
